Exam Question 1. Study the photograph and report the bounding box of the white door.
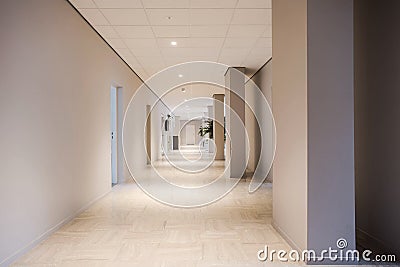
[110,86,117,185]
[186,125,196,145]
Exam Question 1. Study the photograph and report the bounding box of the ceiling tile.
[223,37,258,48]
[189,38,224,48]
[262,25,272,37]
[161,47,193,57]
[218,58,244,67]
[243,51,271,70]
[124,38,158,48]
[231,9,271,25]
[242,56,266,68]
[236,0,272,8]
[123,55,142,68]
[190,25,228,37]
[101,9,148,25]
[189,0,237,8]
[157,38,224,48]
[161,48,219,58]
[130,48,163,57]
[69,0,96,8]
[157,38,192,47]
[78,9,109,25]
[164,57,193,66]
[139,73,150,81]
[145,65,168,76]
[114,26,154,38]
[153,26,190,37]
[142,0,190,8]
[104,38,127,48]
[227,25,265,37]
[219,48,250,59]
[191,48,220,58]
[251,46,272,56]
[115,48,134,60]
[146,9,190,25]
[191,55,218,62]
[94,25,120,38]
[93,0,142,8]
[136,56,165,65]
[73,1,274,82]
[254,37,272,48]
[133,68,149,79]
[189,9,233,25]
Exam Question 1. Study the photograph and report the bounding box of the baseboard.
[356,227,400,261]
[0,188,112,267]
[272,219,302,253]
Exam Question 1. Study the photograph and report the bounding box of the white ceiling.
[69,0,272,80]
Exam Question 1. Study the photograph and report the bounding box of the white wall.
[179,120,202,145]
[0,0,145,265]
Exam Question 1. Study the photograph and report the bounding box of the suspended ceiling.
[68,0,272,80]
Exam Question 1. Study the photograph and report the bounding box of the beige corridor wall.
[0,0,144,265]
[272,0,308,251]
[272,0,355,257]
[245,61,272,180]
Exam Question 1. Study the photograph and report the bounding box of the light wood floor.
[13,148,297,266]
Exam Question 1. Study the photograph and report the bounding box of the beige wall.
[213,94,225,160]
[245,61,272,181]
[272,0,308,251]
[0,0,144,265]
[272,0,355,258]
[225,68,246,178]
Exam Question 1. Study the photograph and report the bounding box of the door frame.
[110,85,123,185]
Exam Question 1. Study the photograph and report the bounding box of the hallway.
[3,0,399,265]
[12,149,291,266]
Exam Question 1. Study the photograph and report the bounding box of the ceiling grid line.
[70,0,273,79]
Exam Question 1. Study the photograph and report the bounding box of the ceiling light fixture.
[170,41,177,46]
[181,88,186,92]
[178,74,183,78]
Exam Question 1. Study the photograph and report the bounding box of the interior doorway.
[185,124,196,145]
[110,86,122,186]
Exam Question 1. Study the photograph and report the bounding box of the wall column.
[272,0,355,263]
[212,94,224,159]
[225,67,246,178]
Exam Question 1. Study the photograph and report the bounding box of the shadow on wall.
[354,0,400,259]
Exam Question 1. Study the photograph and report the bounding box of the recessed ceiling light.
[178,74,183,78]
[181,88,186,92]
[170,41,177,46]
[167,16,172,20]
